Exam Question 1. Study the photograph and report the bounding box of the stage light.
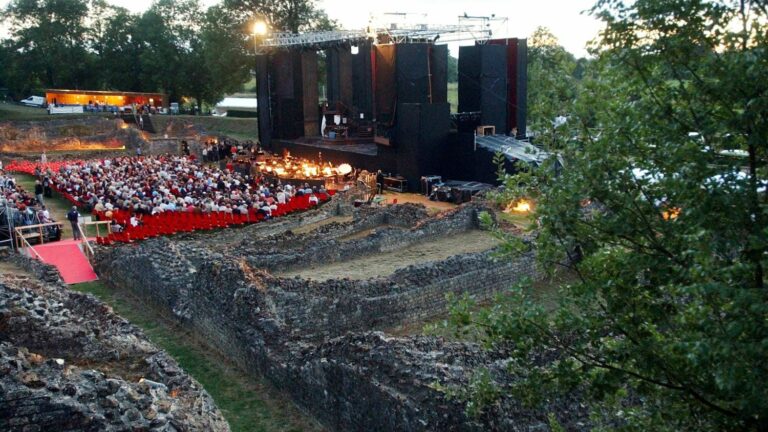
[337,164,353,175]
[253,20,268,36]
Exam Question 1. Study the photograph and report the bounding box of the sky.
[0,0,603,57]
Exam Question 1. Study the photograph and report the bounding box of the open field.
[150,115,259,141]
[278,230,500,281]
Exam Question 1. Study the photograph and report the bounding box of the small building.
[45,89,168,108]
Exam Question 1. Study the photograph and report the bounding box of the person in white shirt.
[309,194,319,205]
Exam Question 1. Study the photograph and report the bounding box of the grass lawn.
[0,102,112,122]
[72,280,323,432]
[448,82,458,113]
[151,115,259,141]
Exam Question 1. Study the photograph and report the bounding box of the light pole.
[252,20,272,150]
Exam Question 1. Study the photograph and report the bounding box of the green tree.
[3,0,95,90]
[447,54,458,83]
[136,0,206,102]
[527,26,580,150]
[95,8,144,91]
[197,5,252,106]
[446,1,768,430]
[223,0,336,33]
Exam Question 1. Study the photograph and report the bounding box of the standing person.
[34,180,44,205]
[376,170,385,195]
[40,150,47,167]
[136,145,142,157]
[67,206,81,240]
[42,176,52,198]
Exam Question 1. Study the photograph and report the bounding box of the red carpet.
[31,240,98,284]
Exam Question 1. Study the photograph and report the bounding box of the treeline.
[0,0,334,106]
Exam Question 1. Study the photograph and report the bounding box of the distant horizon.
[0,0,601,57]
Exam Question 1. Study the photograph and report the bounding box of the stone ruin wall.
[94,200,588,431]
[0,117,147,155]
[0,251,229,432]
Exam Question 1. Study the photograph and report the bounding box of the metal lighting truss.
[260,13,508,49]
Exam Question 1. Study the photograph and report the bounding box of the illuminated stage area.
[257,30,529,191]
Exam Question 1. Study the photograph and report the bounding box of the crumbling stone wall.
[94,201,587,431]
[0,256,230,432]
[0,117,147,153]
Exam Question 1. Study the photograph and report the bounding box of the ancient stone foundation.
[95,196,587,431]
[0,252,229,432]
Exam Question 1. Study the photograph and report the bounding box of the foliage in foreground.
[445,1,768,430]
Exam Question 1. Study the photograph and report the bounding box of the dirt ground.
[290,215,353,235]
[278,230,500,281]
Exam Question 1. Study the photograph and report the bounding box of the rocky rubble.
[93,200,591,431]
[0,262,229,431]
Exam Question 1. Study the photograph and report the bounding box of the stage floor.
[284,137,379,156]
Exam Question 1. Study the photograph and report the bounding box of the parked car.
[20,95,46,107]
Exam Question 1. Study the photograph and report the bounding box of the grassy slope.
[150,115,259,142]
[0,102,113,122]
[72,281,323,432]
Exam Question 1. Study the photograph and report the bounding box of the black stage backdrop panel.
[374,44,397,144]
[515,38,528,138]
[396,44,430,104]
[273,51,294,99]
[458,45,508,133]
[352,42,373,120]
[488,38,528,137]
[270,51,299,139]
[326,48,340,104]
[395,102,450,188]
[301,51,319,137]
[479,44,508,134]
[458,45,481,113]
[374,45,397,121]
[338,49,353,109]
[256,54,271,148]
[430,44,448,104]
[273,99,299,139]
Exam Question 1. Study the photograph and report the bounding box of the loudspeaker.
[458,45,508,134]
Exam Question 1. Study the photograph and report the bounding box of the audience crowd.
[47,155,327,218]
[1,171,59,239]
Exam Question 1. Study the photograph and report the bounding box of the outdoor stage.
[272,136,397,175]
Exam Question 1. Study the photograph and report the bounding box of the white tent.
[214,97,257,116]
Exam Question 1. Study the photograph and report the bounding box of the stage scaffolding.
[261,13,508,50]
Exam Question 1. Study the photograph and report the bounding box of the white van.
[20,96,46,107]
